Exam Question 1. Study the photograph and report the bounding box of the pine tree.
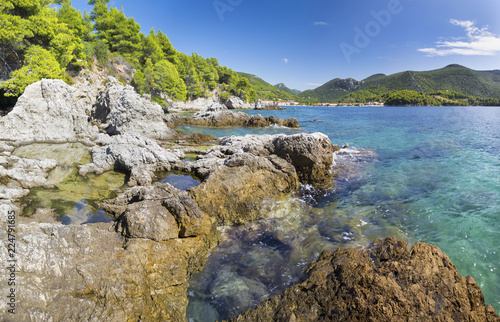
[141,28,165,65]
[1,45,62,96]
[150,59,187,101]
[89,0,142,64]
[1,0,80,93]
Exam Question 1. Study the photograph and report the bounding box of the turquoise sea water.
[183,106,500,320]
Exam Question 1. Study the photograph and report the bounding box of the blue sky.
[70,0,500,91]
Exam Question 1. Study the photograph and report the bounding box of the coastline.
[0,79,498,321]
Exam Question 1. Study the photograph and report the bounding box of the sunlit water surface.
[183,106,500,321]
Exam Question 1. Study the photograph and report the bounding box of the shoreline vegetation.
[1,2,499,110]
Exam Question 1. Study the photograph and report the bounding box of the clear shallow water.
[186,106,500,320]
[16,143,126,224]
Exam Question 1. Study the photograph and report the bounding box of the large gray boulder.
[224,96,245,109]
[92,78,177,140]
[255,99,281,110]
[0,79,98,143]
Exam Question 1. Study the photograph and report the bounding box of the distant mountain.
[274,83,301,95]
[237,72,297,100]
[299,65,500,102]
[299,78,362,102]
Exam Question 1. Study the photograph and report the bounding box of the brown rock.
[120,200,179,241]
[190,153,300,224]
[232,237,500,322]
[267,132,337,185]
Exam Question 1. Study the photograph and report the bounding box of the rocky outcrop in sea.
[166,103,299,128]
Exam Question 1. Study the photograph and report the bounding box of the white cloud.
[282,58,289,64]
[313,21,329,26]
[418,19,500,56]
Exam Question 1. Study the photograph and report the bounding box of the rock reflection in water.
[59,200,115,225]
[17,143,126,224]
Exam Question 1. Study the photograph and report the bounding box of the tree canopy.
[0,0,260,106]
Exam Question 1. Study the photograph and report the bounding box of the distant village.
[263,100,385,107]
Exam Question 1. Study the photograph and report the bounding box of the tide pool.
[185,106,500,320]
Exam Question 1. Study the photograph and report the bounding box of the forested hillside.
[236,72,297,101]
[299,65,500,103]
[0,0,257,107]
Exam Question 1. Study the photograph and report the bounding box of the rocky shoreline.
[0,78,498,321]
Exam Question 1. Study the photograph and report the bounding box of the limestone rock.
[79,133,183,186]
[255,99,282,110]
[0,155,57,188]
[164,113,186,128]
[0,79,98,143]
[224,96,245,109]
[203,132,337,185]
[169,92,220,111]
[0,180,29,200]
[92,78,177,140]
[186,133,337,224]
[101,182,209,239]
[121,200,180,241]
[0,189,217,321]
[232,237,500,322]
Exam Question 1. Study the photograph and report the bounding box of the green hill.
[237,72,297,100]
[299,78,362,102]
[299,65,500,102]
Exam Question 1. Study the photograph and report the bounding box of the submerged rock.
[0,155,57,188]
[232,237,500,321]
[0,79,98,143]
[92,78,177,140]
